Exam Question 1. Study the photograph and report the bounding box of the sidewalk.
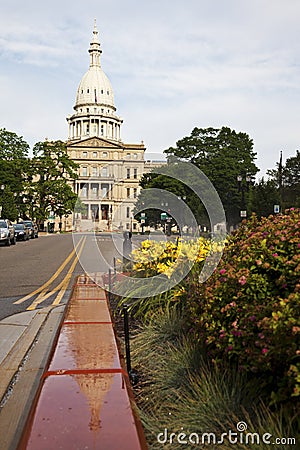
[0,305,65,450]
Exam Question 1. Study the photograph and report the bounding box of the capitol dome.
[75,66,115,110]
[67,20,122,142]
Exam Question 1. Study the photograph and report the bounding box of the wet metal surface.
[48,323,121,372]
[24,373,142,450]
[20,274,146,449]
[65,299,111,323]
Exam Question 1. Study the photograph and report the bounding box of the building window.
[82,167,88,177]
[101,167,108,177]
[101,90,104,94]
[126,153,131,159]
[107,90,109,95]
[87,108,89,113]
[133,153,138,159]
[91,204,99,221]
[126,168,130,179]
[126,207,130,218]
[82,151,87,158]
[87,89,89,93]
[92,151,97,158]
[101,205,108,220]
[133,188,137,198]
[81,186,87,197]
[101,125,104,136]
[92,185,98,198]
[102,152,108,157]
[92,167,98,177]
[133,223,137,230]
[134,168,138,179]
[101,183,109,198]
[127,188,130,198]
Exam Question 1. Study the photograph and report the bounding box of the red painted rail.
[18,274,148,450]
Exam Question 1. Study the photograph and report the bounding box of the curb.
[0,305,66,450]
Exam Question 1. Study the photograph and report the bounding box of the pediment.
[68,137,123,149]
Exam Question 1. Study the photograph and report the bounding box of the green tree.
[135,171,210,230]
[29,140,79,228]
[165,127,259,227]
[0,186,18,221]
[0,128,30,218]
[250,178,280,218]
[283,150,300,207]
[267,150,300,209]
[138,127,259,229]
[0,127,30,160]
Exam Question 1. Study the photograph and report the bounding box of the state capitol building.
[65,21,164,232]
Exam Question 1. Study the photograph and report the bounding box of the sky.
[0,0,300,178]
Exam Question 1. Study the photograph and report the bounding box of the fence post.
[123,304,131,374]
[108,268,112,302]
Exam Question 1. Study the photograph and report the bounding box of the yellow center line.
[14,236,84,305]
[52,237,87,306]
[26,237,86,310]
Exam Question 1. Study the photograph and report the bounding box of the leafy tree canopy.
[0,128,29,160]
[139,127,259,228]
[28,140,79,224]
[0,128,30,193]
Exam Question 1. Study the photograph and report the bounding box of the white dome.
[75,66,115,109]
[67,21,123,142]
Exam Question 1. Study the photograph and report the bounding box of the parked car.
[0,219,16,246]
[13,223,30,241]
[22,220,39,239]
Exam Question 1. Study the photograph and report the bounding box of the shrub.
[120,237,222,319]
[187,209,300,406]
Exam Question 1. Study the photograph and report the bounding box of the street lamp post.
[161,202,168,234]
[177,196,186,232]
[237,175,251,219]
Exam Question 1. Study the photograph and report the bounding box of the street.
[0,232,129,321]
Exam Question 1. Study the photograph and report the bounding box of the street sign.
[140,212,146,218]
[240,210,247,218]
[274,205,280,214]
[140,219,146,224]
[161,212,168,220]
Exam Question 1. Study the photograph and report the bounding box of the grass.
[130,307,299,450]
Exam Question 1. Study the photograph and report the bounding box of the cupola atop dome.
[67,20,123,142]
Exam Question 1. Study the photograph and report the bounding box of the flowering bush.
[131,237,215,279]
[121,237,223,319]
[188,209,300,405]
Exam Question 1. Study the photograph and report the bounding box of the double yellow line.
[14,236,86,310]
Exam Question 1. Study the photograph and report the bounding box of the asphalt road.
[0,233,127,321]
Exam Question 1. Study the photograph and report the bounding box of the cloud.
[0,0,300,177]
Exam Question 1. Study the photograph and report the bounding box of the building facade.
[66,21,162,232]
